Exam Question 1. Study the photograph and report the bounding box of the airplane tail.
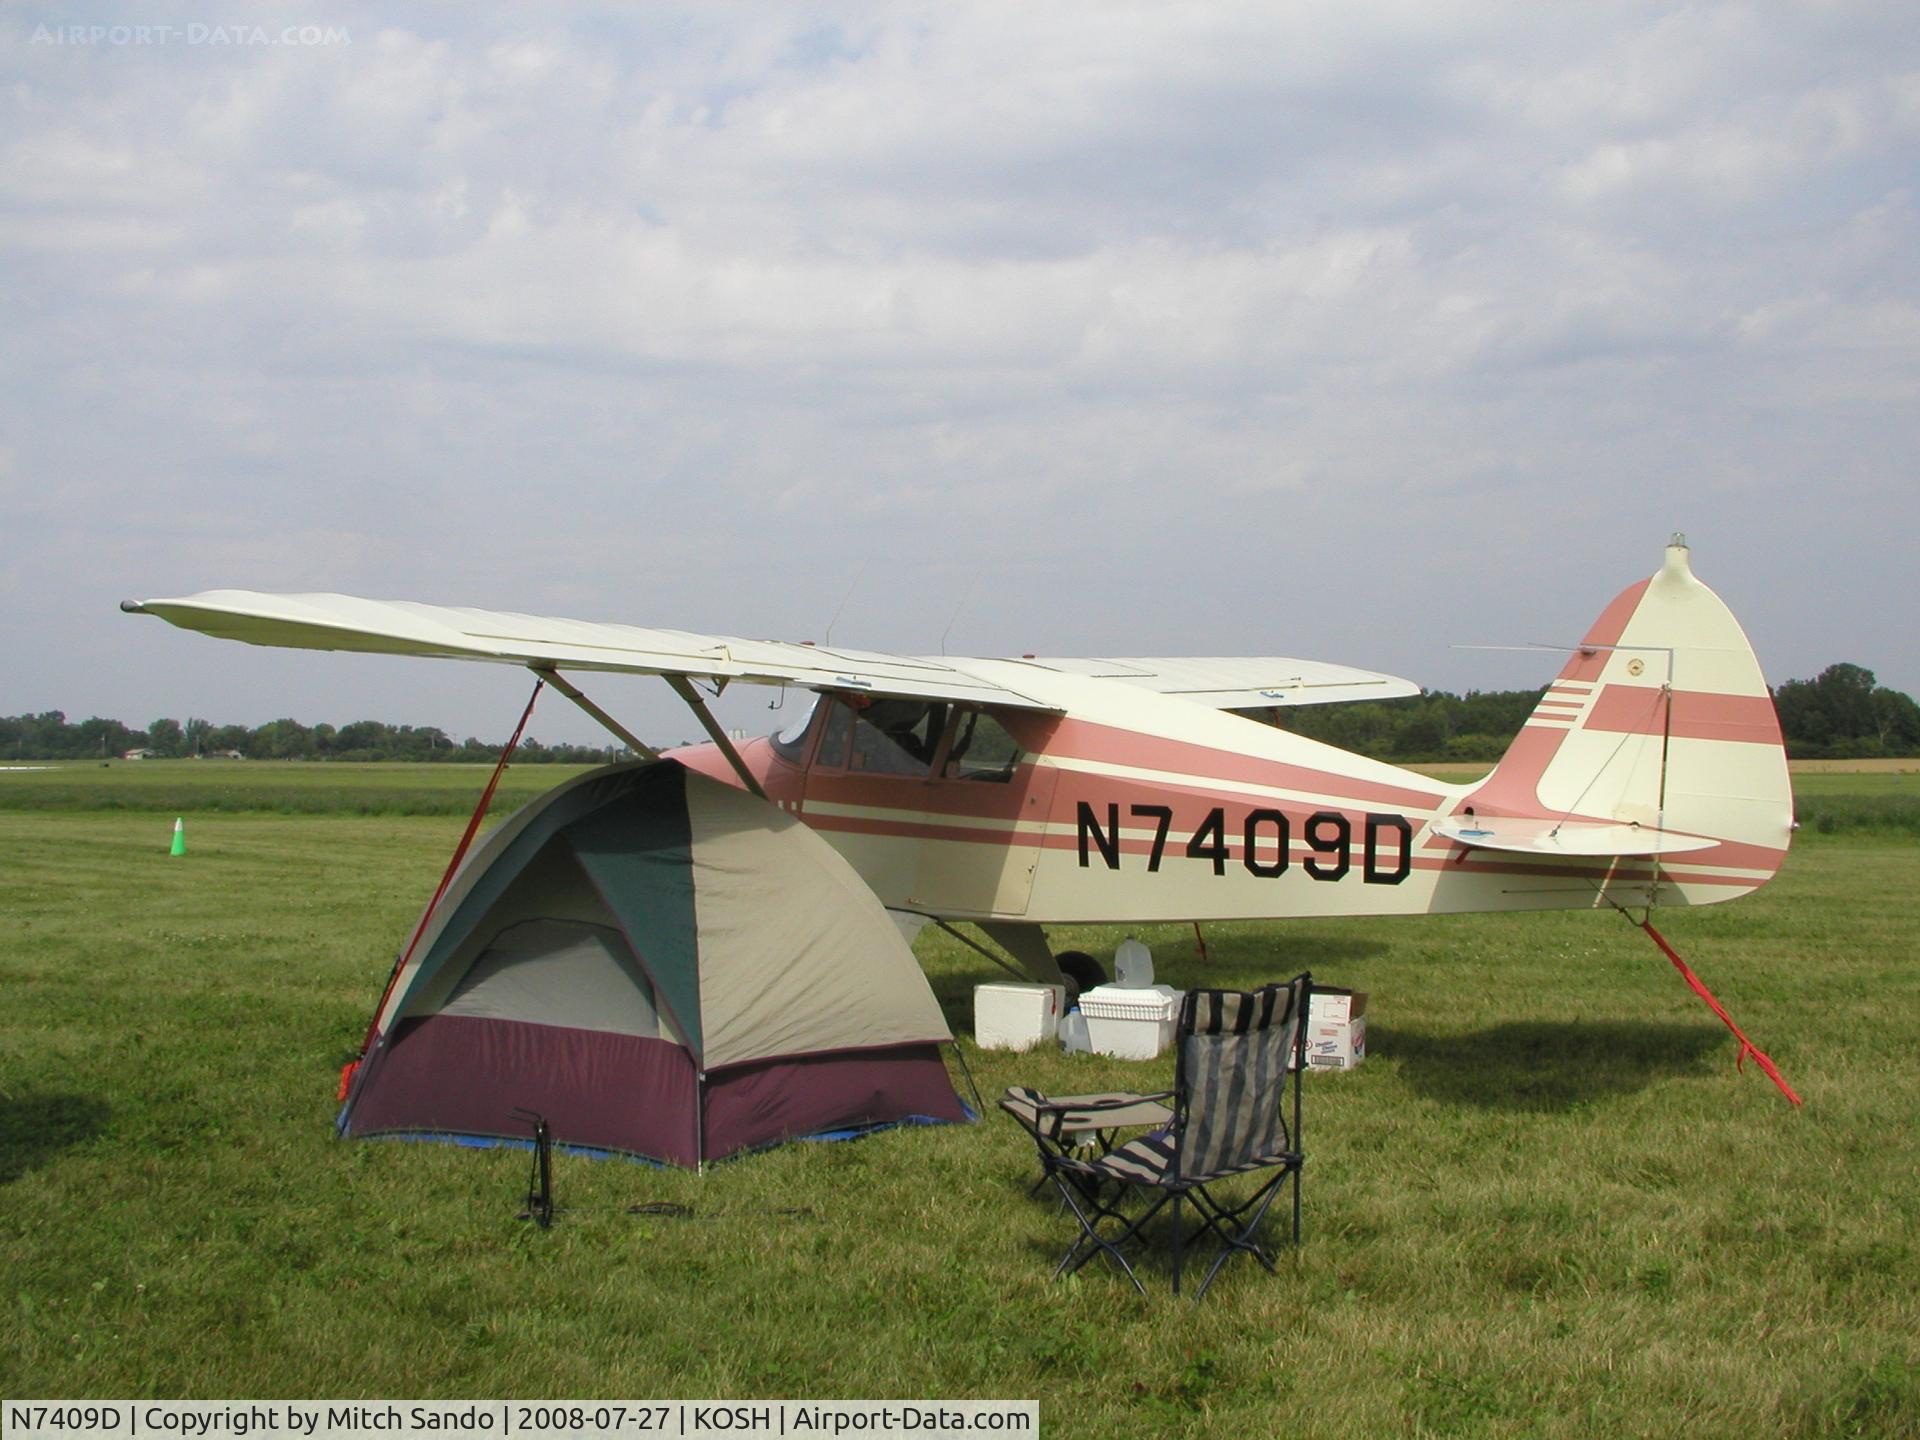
[1443,535,1793,904]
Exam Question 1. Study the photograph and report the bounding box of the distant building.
[121,748,156,760]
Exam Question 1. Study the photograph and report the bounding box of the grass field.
[2,762,1916,1435]
[0,759,596,815]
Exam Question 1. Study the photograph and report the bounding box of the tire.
[1054,949,1108,1003]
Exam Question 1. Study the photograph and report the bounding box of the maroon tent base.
[342,1014,967,1166]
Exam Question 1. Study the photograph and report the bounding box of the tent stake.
[511,1109,556,1227]
[695,1071,706,1176]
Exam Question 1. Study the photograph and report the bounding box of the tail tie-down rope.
[1636,917,1802,1107]
[336,677,546,1102]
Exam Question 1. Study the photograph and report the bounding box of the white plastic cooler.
[1078,984,1181,1060]
[973,982,1065,1051]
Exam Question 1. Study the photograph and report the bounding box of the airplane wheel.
[1054,950,1107,1003]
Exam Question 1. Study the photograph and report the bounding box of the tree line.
[0,713,637,764]
[1279,662,1920,761]
[4,663,1915,764]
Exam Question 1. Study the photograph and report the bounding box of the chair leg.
[1292,1160,1302,1247]
[1170,1192,1183,1296]
[1049,1173,1139,1293]
[1182,1185,1272,1269]
[1050,1174,1169,1298]
[1191,1166,1296,1300]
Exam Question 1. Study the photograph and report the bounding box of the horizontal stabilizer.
[1431,816,1717,857]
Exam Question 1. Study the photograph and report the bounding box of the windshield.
[769,695,819,763]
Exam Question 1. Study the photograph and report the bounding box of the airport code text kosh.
[3,1404,1037,1440]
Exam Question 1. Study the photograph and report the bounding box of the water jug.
[1114,937,1154,988]
[1059,1008,1091,1054]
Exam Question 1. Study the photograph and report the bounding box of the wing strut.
[666,674,767,800]
[530,665,659,760]
[530,663,762,798]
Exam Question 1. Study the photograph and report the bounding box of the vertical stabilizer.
[1463,537,1792,901]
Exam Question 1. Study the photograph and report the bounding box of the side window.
[847,699,946,776]
[943,710,1023,782]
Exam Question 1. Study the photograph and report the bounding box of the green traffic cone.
[169,817,186,856]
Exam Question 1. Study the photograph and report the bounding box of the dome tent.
[339,761,965,1165]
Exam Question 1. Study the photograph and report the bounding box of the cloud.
[1,1,1916,742]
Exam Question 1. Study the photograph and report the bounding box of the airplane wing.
[122,590,1419,713]
[1007,655,1420,707]
[122,590,1058,709]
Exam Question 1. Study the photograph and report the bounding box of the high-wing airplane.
[123,535,1793,997]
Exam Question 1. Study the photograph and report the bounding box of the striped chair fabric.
[1176,985,1302,1182]
[1010,973,1310,1300]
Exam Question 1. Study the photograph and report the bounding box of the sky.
[3,2,1916,748]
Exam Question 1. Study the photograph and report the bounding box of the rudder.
[1464,535,1792,902]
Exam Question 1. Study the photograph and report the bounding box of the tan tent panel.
[687,778,949,1069]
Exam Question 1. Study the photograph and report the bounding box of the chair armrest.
[1033,1092,1174,1139]
[1033,1091,1172,1113]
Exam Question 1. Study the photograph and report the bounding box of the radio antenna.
[939,573,980,656]
[824,561,869,648]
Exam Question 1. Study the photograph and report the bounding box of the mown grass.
[1,768,1916,1435]
[8,758,1917,833]
[1413,764,1920,838]
[1790,791,1920,838]
[0,760,597,816]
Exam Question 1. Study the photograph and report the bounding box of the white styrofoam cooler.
[1078,984,1181,1060]
[974,982,1065,1051]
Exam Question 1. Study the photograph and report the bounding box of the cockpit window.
[848,698,947,776]
[768,695,820,764]
[800,698,1024,782]
[943,710,1023,782]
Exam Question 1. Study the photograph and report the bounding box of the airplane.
[122,534,1793,1011]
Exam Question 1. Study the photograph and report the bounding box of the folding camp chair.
[999,1087,1174,1196]
[1019,974,1310,1300]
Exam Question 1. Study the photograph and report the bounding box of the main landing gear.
[1051,949,1108,1003]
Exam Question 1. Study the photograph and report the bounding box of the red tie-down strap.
[1638,918,1802,1107]
[337,677,546,1103]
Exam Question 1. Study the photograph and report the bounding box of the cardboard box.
[973,982,1064,1051]
[1304,988,1368,1070]
[1078,984,1181,1060]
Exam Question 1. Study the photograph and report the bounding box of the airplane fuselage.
[672,655,1786,931]
[123,540,1791,938]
